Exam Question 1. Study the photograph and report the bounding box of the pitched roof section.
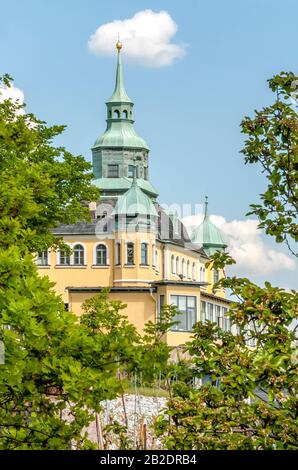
[113,178,158,217]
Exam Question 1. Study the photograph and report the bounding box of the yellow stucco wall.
[37,232,229,346]
[69,290,156,332]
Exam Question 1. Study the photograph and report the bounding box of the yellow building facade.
[37,44,231,346]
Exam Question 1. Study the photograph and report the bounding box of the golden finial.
[116,32,122,51]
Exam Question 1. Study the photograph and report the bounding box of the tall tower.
[92,41,158,201]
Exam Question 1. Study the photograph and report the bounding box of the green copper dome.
[93,49,149,150]
[93,122,149,149]
[114,177,158,218]
[191,196,227,255]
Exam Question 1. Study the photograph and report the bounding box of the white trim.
[93,242,110,265]
[125,240,134,265]
[55,265,87,269]
[114,279,154,283]
[72,242,87,266]
[56,243,72,265]
[115,241,121,265]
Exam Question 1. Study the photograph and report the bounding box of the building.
[37,42,231,346]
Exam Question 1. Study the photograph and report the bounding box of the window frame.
[73,244,85,266]
[126,242,134,265]
[95,244,108,266]
[140,242,149,266]
[170,295,197,332]
[107,164,119,178]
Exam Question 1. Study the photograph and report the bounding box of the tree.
[0,75,173,449]
[156,72,298,450]
[241,72,298,256]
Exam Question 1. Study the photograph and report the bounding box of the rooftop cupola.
[113,167,158,232]
[191,196,227,255]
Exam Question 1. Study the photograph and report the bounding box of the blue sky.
[0,0,297,288]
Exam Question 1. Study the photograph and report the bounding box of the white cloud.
[88,10,186,67]
[182,214,296,276]
[0,83,24,105]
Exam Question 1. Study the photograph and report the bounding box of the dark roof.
[52,202,206,258]
[152,280,208,288]
[201,291,234,304]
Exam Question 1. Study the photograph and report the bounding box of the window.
[201,301,206,323]
[122,110,128,119]
[128,165,134,178]
[200,267,203,281]
[126,242,134,265]
[171,295,197,331]
[207,303,214,322]
[158,295,165,322]
[115,242,121,265]
[176,257,180,275]
[155,250,158,271]
[222,307,230,331]
[215,305,221,327]
[214,269,219,284]
[59,250,70,265]
[171,255,175,274]
[182,259,185,277]
[113,109,120,118]
[187,260,190,278]
[73,244,84,265]
[108,164,119,178]
[144,167,148,180]
[96,244,107,265]
[141,242,148,265]
[37,250,48,266]
[192,262,196,280]
[152,244,156,266]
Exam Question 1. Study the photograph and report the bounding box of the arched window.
[182,259,185,277]
[113,109,120,118]
[141,242,148,265]
[155,250,158,270]
[59,249,70,266]
[115,242,121,265]
[187,260,190,278]
[200,267,203,281]
[126,242,134,265]
[152,244,156,266]
[37,250,48,266]
[73,244,84,265]
[96,244,107,265]
[122,110,128,119]
[203,268,206,282]
[171,255,175,274]
[192,262,196,280]
[176,256,179,274]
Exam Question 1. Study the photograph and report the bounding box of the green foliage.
[156,72,298,450]
[240,71,298,255]
[0,77,173,449]
[0,74,99,254]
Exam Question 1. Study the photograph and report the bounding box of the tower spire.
[204,195,209,218]
[107,40,132,104]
